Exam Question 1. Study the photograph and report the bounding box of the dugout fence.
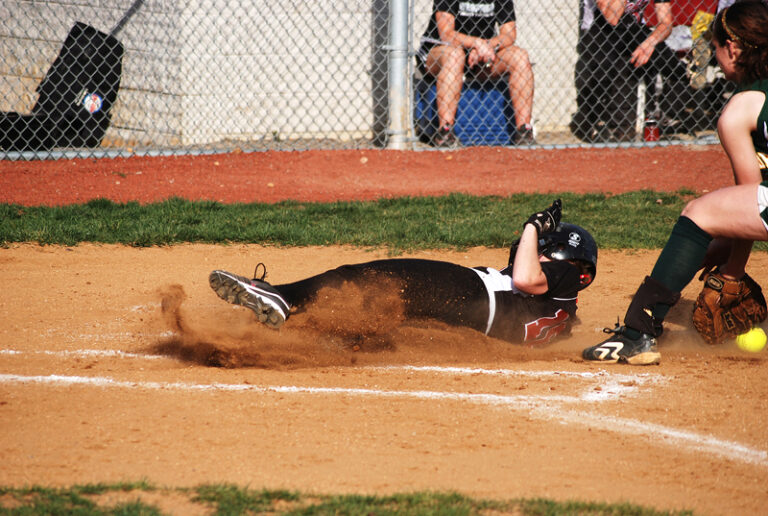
[1,0,727,159]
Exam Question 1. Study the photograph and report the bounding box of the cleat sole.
[623,351,661,366]
[209,271,285,329]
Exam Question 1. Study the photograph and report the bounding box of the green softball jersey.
[739,79,768,179]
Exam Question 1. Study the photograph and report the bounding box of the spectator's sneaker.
[209,264,289,329]
[431,125,459,148]
[515,124,536,145]
[605,125,636,143]
[582,324,661,365]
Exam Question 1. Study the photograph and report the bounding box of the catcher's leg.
[584,215,709,365]
[623,276,682,337]
[682,184,768,242]
[649,216,713,300]
[583,276,680,365]
[718,239,754,279]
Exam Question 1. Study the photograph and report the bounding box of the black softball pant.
[274,258,490,333]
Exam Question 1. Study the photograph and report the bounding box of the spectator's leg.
[572,29,609,141]
[425,45,466,129]
[571,37,593,138]
[494,46,534,127]
[582,27,621,140]
[606,53,638,141]
[646,43,693,133]
[649,42,687,83]
[588,22,628,140]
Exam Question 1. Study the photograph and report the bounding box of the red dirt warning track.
[1,146,731,206]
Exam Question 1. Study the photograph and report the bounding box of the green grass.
[0,483,694,515]
[6,190,759,252]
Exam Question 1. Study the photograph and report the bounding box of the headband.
[722,7,757,49]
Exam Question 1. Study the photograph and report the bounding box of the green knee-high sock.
[623,216,712,340]
[648,215,713,321]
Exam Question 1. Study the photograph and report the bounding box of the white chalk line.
[1,350,655,402]
[1,370,765,467]
[553,408,768,466]
[0,350,657,379]
[373,365,661,402]
[0,348,668,404]
[38,330,175,344]
[377,364,646,379]
[1,349,165,360]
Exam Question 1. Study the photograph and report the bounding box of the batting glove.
[525,199,562,235]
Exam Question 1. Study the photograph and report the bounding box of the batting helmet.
[538,222,598,289]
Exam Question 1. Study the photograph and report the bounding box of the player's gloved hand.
[525,199,562,235]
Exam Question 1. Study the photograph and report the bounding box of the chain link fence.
[1,0,726,159]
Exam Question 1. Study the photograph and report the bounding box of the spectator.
[418,0,535,147]
[571,0,689,142]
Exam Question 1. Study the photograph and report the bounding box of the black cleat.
[582,324,661,365]
[209,264,290,329]
[431,125,460,148]
[515,124,536,145]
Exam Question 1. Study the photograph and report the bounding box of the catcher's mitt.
[692,269,767,345]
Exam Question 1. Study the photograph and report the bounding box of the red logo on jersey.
[524,309,569,344]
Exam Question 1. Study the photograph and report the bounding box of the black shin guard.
[624,276,681,337]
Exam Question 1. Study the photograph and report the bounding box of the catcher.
[583,1,768,365]
[209,200,598,345]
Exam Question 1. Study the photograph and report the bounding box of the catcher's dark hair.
[709,0,768,83]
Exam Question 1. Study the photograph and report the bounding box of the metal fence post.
[387,0,410,150]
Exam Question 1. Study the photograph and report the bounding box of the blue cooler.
[414,76,516,146]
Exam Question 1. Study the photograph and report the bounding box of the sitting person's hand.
[630,39,656,67]
[472,39,497,67]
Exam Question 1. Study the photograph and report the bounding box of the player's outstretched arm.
[512,222,549,295]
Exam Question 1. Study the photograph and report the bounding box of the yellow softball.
[735,327,767,353]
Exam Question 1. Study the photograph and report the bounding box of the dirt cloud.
[151,281,548,369]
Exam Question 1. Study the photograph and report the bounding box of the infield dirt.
[2,146,767,515]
